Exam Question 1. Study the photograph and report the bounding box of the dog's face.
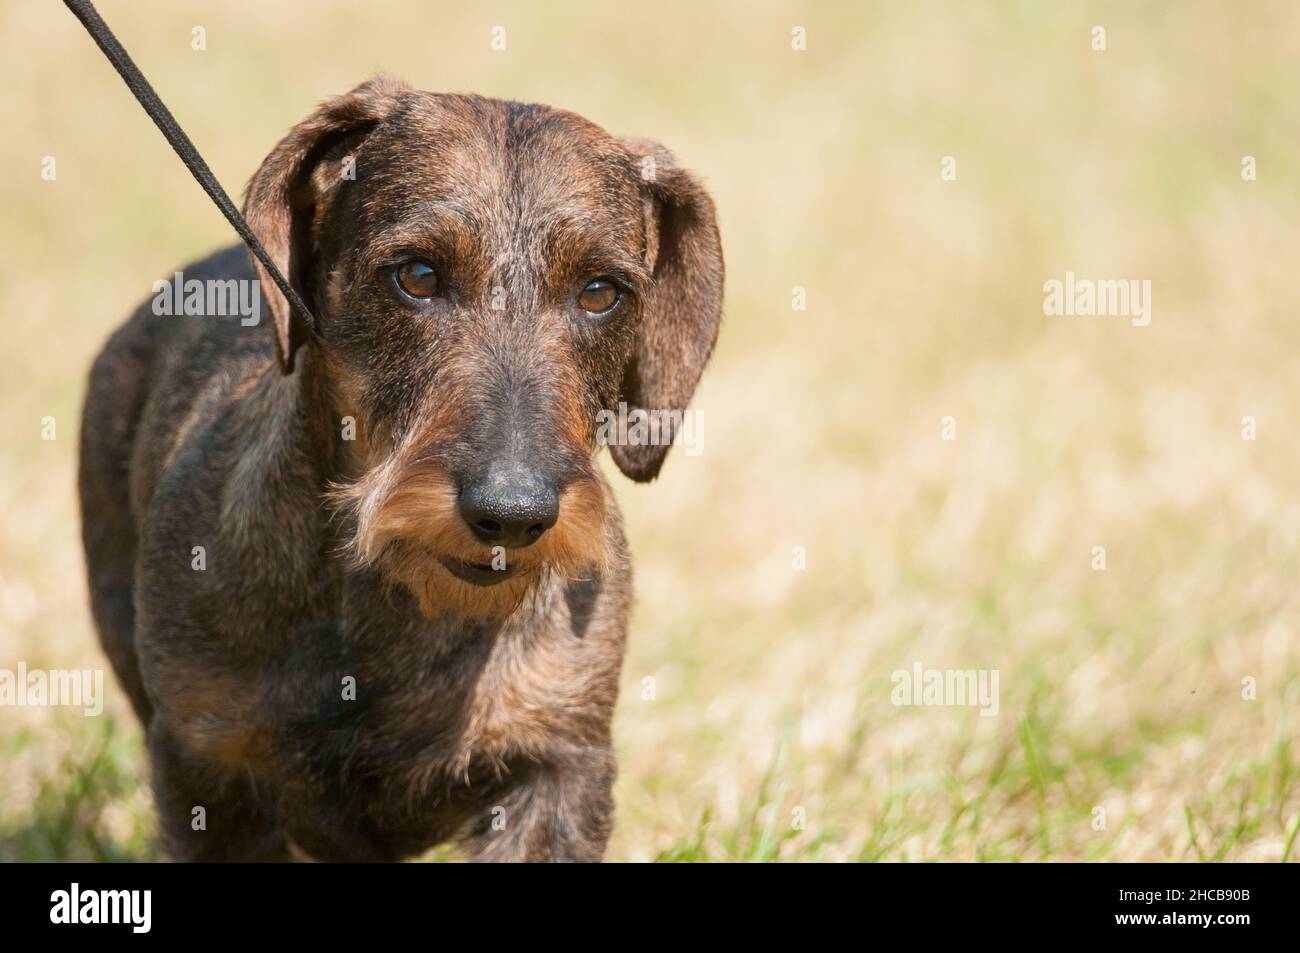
[243,77,723,618]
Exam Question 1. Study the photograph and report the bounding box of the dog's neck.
[213,348,362,596]
[249,345,365,478]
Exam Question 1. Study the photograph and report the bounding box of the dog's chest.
[166,604,618,821]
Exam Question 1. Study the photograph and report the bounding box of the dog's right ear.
[243,75,410,374]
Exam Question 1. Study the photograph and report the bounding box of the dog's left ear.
[243,75,410,373]
[611,140,724,481]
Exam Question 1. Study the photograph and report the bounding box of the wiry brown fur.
[78,76,723,862]
[330,458,609,619]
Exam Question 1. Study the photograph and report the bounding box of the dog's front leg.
[149,723,290,862]
[465,749,615,862]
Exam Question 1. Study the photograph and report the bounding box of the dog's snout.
[458,468,559,548]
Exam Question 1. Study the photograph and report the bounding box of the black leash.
[62,0,318,343]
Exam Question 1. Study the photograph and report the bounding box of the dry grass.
[2,0,1299,861]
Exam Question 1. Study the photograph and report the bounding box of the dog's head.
[243,77,723,618]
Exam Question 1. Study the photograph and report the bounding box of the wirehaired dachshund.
[78,76,723,861]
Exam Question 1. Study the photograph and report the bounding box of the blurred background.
[3,0,1300,861]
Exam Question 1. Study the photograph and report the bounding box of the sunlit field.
[2,1,1299,861]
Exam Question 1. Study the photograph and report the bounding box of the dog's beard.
[330,457,608,620]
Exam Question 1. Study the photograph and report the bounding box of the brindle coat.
[78,77,723,861]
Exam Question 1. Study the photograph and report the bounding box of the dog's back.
[80,244,260,726]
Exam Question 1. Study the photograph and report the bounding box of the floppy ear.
[611,140,724,481]
[243,75,410,373]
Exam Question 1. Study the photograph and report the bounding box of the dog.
[78,76,723,861]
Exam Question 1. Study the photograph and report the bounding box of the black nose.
[458,468,559,548]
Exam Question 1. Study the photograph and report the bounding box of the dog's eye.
[394,260,440,300]
[577,279,620,315]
